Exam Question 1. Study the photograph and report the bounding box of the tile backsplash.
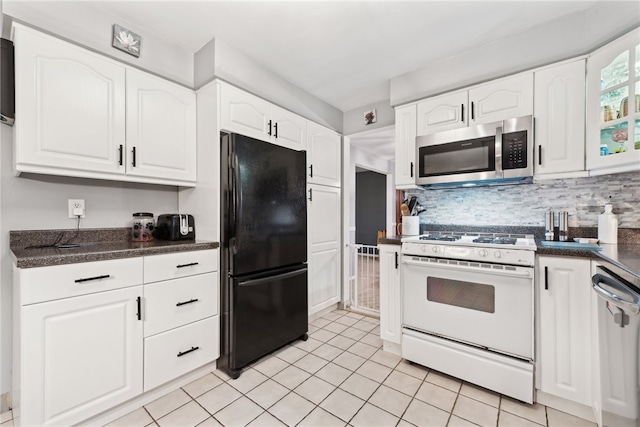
[410,171,640,228]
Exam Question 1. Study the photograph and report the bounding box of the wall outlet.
[68,199,86,218]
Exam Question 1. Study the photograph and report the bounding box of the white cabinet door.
[379,244,401,345]
[307,121,341,187]
[220,83,271,142]
[534,60,586,176]
[308,184,341,315]
[21,286,143,427]
[537,256,592,405]
[417,90,467,136]
[126,69,196,184]
[394,104,417,187]
[586,28,640,175]
[271,105,307,151]
[469,73,534,124]
[13,23,126,177]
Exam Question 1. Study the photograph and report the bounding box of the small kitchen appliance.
[401,231,537,402]
[154,214,195,240]
[544,211,555,241]
[558,211,569,241]
[416,115,533,187]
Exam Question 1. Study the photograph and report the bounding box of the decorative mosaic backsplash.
[409,171,640,228]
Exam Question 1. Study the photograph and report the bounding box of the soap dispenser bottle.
[598,203,618,244]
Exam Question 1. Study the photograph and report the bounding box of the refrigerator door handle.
[231,153,241,254]
[238,268,307,287]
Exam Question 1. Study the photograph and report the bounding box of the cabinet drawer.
[144,249,217,283]
[144,315,219,391]
[18,258,143,305]
[144,273,218,337]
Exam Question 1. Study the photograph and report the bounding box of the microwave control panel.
[502,130,527,169]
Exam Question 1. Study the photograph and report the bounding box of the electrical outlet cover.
[68,199,86,218]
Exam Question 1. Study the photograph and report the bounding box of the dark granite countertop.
[11,228,219,268]
[593,244,640,279]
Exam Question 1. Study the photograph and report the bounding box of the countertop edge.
[14,241,220,269]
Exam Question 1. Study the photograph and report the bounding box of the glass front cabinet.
[587,28,640,174]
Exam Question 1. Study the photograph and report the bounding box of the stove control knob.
[478,249,488,257]
[494,250,502,259]
[421,245,427,252]
[432,246,439,253]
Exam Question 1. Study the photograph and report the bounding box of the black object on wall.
[356,170,386,246]
[1,38,15,126]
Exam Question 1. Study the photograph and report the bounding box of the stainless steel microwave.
[416,115,533,187]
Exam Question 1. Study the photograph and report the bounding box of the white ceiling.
[58,0,605,112]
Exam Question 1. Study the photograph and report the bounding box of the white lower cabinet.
[144,316,220,392]
[379,244,402,349]
[308,184,341,315]
[14,249,219,426]
[536,256,592,406]
[20,286,143,427]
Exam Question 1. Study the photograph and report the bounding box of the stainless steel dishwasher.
[592,261,640,427]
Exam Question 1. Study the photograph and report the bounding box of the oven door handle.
[592,273,640,315]
[402,258,532,278]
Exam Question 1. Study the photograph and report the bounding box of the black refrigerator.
[220,132,308,379]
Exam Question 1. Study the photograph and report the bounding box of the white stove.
[402,232,536,266]
[400,231,537,402]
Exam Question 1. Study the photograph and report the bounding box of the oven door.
[402,255,534,359]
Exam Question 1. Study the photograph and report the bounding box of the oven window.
[426,277,495,313]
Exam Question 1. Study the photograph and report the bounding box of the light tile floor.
[0,309,597,427]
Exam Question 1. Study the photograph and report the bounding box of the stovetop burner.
[472,237,518,245]
[420,234,461,242]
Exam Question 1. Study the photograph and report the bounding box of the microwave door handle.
[495,126,503,179]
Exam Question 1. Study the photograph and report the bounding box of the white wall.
[390,3,640,106]
[2,1,193,87]
[195,38,343,133]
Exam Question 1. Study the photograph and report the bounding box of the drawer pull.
[74,274,110,283]
[177,346,200,357]
[177,262,199,269]
[176,298,199,307]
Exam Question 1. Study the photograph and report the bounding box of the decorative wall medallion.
[364,109,377,125]
[112,24,141,58]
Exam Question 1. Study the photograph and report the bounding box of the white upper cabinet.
[586,28,640,175]
[395,103,417,187]
[12,23,196,186]
[416,73,533,137]
[125,68,196,183]
[417,90,467,135]
[220,83,307,151]
[13,23,126,177]
[534,59,586,176]
[307,121,341,187]
[271,105,307,151]
[469,73,534,124]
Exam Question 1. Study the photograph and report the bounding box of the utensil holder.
[401,216,420,236]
